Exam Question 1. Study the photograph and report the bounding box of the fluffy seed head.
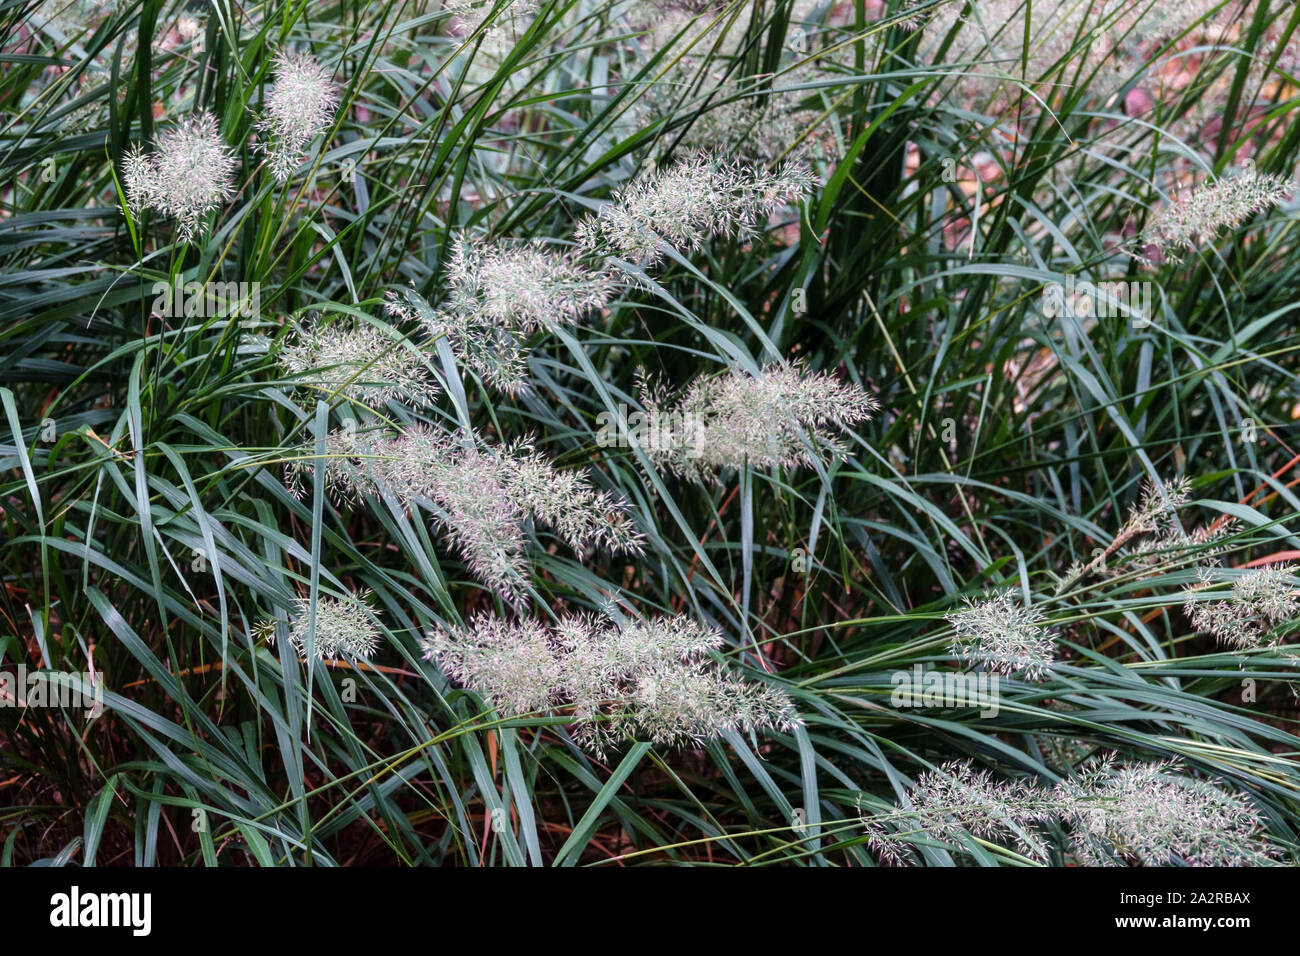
[946,589,1056,681]
[862,760,1060,864]
[1233,564,1299,624]
[1140,167,1291,262]
[640,362,877,480]
[286,424,643,601]
[122,111,237,241]
[384,240,617,393]
[258,589,381,660]
[443,235,616,333]
[862,757,1277,866]
[389,286,531,394]
[1058,758,1277,867]
[277,318,437,409]
[597,658,800,756]
[422,613,800,756]
[576,153,814,265]
[1126,475,1193,534]
[1183,563,1299,652]
[256,51,338,181]
[423,613,562,715]
[1064,476,1202,587]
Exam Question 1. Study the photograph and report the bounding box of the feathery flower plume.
[121,111,237,241]
[639,362,877,480]
[255,50,338,181]
[1128,474,1193,528]
[286,424,643,600]
[861,760,1061,865]
[945,589,1056,681]
[384,239,617,392]
[282,419,375,505]
[1140,166,1291,262]
[1128,513,1235,571]
[387,286,527,393]
[1057,476,1201,589]
[862,757,1277,866]
[1057,758,1277,867]
[575,153,814,266]
[1105,475,1193,560]
[276,318,437,409]
[424,614,561,715]
[1183,563,1299,653]
[442,234,616,331]
[422,613,800,755]
[255,589,381,661]
[554,614,799,755]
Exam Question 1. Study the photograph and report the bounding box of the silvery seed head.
[283,420,380,505]
[556,614,726,753]
[121,111,237,241]
[422,612,799,756]
[1058,758,1276,867]
[1119,476,1195,557]
[255,50,338,181]
[862,760,1060,865]
[560,615,800,757]
[640,361,877,480]
[422,613,562,715]
[287,423,643,601]
[257,588,381,661]
[862,756,1277,866]
[575,153,814,266]
[1183,563,1298,652]
[401,436,536,596]
[946,589,1056,681]
[1127,475,1193,534]
[592,658,800,756]
[1069,476,1198,584]
[1059,476,1244,599]
[1233,564,1299,625]
[383,240,617,393]
[499,437,647,556]
[442,235,617,333]
[276,318,438,409]
[384,286,521,394]
[121,145,152,213]
[286,425,527,595]
[1140,167,1291,262]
